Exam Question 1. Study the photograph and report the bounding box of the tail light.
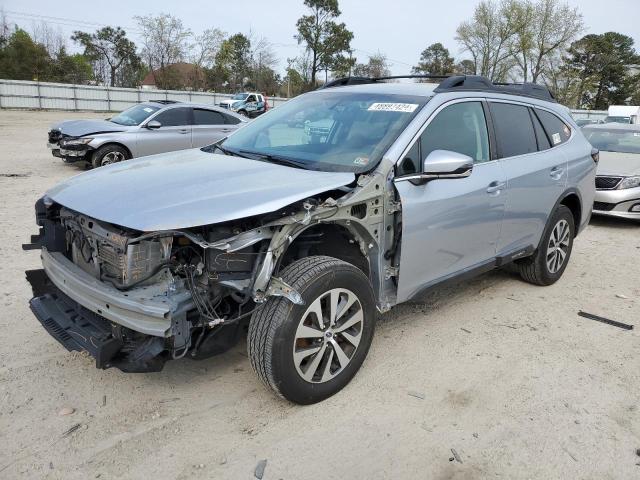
[591,148,599,163]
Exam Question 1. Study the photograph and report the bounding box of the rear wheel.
[517,205,575,286]
[91,144,129,168]
[238,110,248,117]
[248,256,376,404]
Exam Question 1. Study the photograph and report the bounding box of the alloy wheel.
[292,288,364,383]
[546,219,570,274]
[101,151,125,166]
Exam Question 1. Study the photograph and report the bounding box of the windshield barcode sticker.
[368,103,419,113]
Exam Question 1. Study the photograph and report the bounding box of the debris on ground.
[0,173,29,178]
[58,407,75,416]
[461,328,472,334]
[578,311,634,331]
[254,459,267,479]
[472,433,479,438]
[408,391,425,400]
[62,423,81,437]
[102,395,106,407]
[615,294,629,299]
[450,448,463,463]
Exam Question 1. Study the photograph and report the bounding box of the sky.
[2,0,639,75]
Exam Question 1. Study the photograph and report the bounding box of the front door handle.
[178,129,189,134]
[486,181,506,194]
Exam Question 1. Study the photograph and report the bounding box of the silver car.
[26,75,596,404]
[47,101,247,168]
[583,124,640,220]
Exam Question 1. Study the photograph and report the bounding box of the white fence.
[570,109,607,121]
[0,79,608,122]
[0,79,288,112]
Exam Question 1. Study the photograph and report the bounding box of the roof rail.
[434,75,556,102]
[319,74,453,90]
[320,74,557,103]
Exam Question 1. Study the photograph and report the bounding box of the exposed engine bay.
[25,172,400,372]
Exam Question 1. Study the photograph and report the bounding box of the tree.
[135,13,191,86]
[0,29,51,80]
[564,32,640,109]
[511,0,583,82]
[191,28,225,70]
[72,27,139,87]
[455,59,476,75]
[353,52,391,78]
[455,0,521,81]
[412,43,455,76]
[48,47,94,84]
[295,0,353,85]
[214,33,252,91]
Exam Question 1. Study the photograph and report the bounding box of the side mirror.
[146,120,162,129]
[396,150,473,184]
[423,150,474,177]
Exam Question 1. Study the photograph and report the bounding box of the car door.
[136,107,193,157]
[394,99,507,303]
[244,94,258,114]
[489,101,569,254]
[191,108,236,148]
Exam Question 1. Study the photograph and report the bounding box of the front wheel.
[517,205,575,286]
[91,144,130,168]
[248,256,376,404]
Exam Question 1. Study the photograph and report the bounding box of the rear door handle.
[178,129,189,134]
[486,181,506,194]
[550,166,564,179]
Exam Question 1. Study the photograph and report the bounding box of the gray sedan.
[47,101,248,168]
[583,123,640,220]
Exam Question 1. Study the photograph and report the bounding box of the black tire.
[91,144,129,169]
[517,205,575,286]
[238,110,248,117]
[248,256,376,404]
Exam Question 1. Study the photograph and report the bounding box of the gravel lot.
[0,110,638,479]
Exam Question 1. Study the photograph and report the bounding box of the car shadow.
[589,215,638,229]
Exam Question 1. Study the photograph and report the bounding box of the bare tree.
[455,0,521,81]
[135,13,191,75]
[512,0,583,82]
[191,28,226,69]
[31,21,66,57]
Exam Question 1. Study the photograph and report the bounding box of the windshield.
[232,93,249,100]
[584,128,640,154]
[110,104,161,126]
[218,91,428,173]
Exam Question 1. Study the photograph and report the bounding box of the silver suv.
[25,75,596,404]
[47,101,247,168]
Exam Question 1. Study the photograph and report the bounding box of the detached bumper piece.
[26,269,167,372]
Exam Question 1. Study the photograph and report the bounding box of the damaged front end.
[24,173,395,372]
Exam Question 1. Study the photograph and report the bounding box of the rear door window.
[535,109,571,146]
[490,102,538,158]
[193,109,226,125]
[153,107,192,127]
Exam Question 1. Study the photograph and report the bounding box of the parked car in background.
[26,75,595,405]
[602,105,640,125]
[219,92,268,118]
[47,101,247,168]
[583,123,640,220]
[575,118,599,128]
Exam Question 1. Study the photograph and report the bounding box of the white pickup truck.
[219,92,268,118]
[604,105,640,125]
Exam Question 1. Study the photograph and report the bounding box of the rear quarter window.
[535,109,571,146]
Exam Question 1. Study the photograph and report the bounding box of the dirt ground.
[0,110,638,480]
